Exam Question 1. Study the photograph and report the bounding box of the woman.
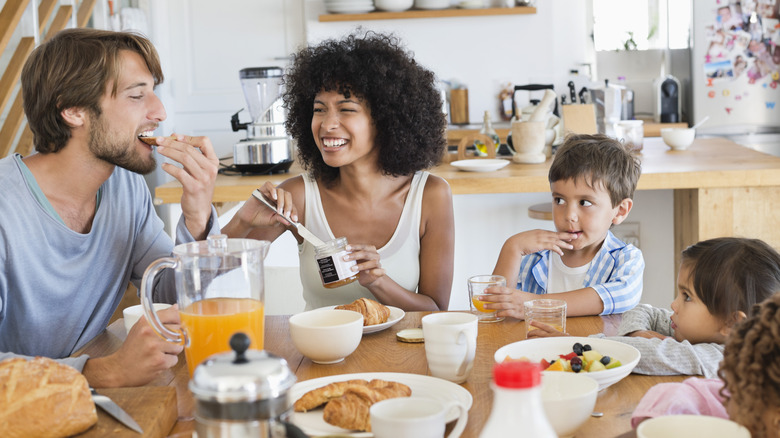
[223,31,454,311]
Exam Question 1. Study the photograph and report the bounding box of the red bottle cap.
[493,361,542,388]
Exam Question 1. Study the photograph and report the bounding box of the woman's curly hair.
[282,30,447,186]
[719,292,780,437]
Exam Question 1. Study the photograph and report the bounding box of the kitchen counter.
[155,137,780,268]
[445,118,687,145]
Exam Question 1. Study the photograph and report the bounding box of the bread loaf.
[335,298,391,326]
[0,357,98,437]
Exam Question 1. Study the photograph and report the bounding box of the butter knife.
[91,388,143,434]
[252,189,326,247]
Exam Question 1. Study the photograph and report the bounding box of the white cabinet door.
[152,0,304,159]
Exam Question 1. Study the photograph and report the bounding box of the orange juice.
[471,296,494,313]
[179,297,264,376]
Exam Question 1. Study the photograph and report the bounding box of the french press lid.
[189,333,297,405]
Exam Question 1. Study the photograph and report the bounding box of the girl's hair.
[282,30,447,186]
[681,237,780,321]
[719,292,780,437]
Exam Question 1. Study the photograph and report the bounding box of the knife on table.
[91,388,143,434]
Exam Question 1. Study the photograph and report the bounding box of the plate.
[450,159,510,172]
[289,372,473,437]
[323,305,405,334]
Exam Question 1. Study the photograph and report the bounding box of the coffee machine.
[230,67,294,174]
[653,74,681,123]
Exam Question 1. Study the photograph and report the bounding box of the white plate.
[450,159,510,172]
[323,305,405,334]
[326,5,375,13]
[289,372,473,437]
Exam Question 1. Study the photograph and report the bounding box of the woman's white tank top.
[297,172,428,309]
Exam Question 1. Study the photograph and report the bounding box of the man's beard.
[88,113,157,175]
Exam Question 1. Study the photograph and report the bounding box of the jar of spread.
[315,237,359,288]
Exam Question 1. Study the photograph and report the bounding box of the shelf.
[319,6,536,22]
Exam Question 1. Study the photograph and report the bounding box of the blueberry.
[570,356,582,366]
[572,342,584,355]
[571,362,582,373]
[583,344,592,352]
[550,359,557,365]
[600,356,611,365]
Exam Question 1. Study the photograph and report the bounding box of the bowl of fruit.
[493,336,640,390]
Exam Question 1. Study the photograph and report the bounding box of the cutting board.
[77,387,177,437]
[561,104,598,135]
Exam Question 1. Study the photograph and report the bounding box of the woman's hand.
[234,182,297,230]
[345,243,386,288]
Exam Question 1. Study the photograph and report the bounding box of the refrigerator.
[691,0,780,138]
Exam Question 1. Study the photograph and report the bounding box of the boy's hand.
[626,330,671,340]
[526,320,570,338]
[504,229,577,257]
[476,286,537,320]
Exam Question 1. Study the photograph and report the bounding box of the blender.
[230,67,294,174]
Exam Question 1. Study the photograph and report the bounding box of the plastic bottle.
[474,110,500,156]
[479,361,557,438]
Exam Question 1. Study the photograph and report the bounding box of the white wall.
[304,0,597,125]
[130,0,678,312]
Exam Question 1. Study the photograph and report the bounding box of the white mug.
[422,312,478,383]
[123,303,171,333]
[370,397,468,438]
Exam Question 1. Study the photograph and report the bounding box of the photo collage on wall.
[704,0,780,88]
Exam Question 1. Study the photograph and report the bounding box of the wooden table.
[154,137,780,269]
[79,312,686,437]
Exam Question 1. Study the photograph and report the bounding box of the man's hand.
[83,305,183,387]
[156,134,219,239]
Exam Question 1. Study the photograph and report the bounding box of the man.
[0,28,219,387]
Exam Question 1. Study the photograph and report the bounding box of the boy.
[486,134,644,318]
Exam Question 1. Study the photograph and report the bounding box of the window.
[592,0,692,51]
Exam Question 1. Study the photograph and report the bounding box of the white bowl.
[661,127,696,150]
[494,336,640,390]
[123,303,172,333]
[289,309,363,364]
[637,415,750,438]
[541,373,599,438]
[375,0,413,11]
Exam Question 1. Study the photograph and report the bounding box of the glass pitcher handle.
[140,257,183,344]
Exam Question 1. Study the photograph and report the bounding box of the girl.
[222,31,454,312]
[632,291,780,437]
[530,237,780,378]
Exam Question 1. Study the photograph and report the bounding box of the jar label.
[317,250,356,285]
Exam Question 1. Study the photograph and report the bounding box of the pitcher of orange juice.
[140,234,269,377]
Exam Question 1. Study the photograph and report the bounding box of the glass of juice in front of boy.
[140,235,269,377]
[468,275,506,323]
[524,299,567,338]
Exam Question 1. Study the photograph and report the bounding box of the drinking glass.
[524,299,567,338]
[468,275,506,323]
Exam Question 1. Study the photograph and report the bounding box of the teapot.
[190,333,308,438]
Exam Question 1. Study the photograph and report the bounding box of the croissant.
[0,357,98,438]
[335,298,391,326]
[293,379,369,412]
[322,379,412,432]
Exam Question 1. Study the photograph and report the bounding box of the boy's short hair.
[548,134,642,207]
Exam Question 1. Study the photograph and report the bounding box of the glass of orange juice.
[140,235,269,376]
[467,275,506,323]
